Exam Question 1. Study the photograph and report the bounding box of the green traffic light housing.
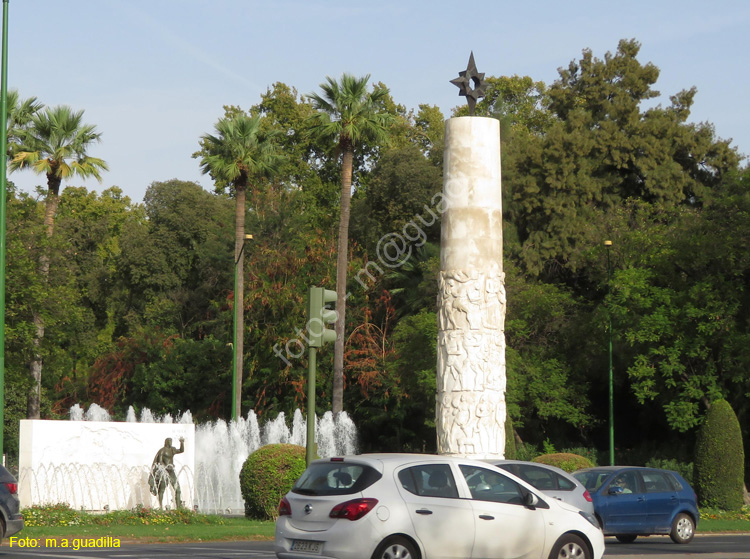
[308,286,337,347]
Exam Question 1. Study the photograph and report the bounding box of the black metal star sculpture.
[450,51,488,115]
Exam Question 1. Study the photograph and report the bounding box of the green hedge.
[694,399,745,511]
[240,444,307,520]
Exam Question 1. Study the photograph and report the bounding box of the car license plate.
[291,540,323,554]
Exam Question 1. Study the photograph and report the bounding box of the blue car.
[573,466,699,544]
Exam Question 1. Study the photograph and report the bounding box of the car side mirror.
[608,486,624,495]
[523,492,539,508]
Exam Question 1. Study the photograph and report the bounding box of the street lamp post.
[0,0,9,459]
[604,240,614,466]
[232,233,253,421]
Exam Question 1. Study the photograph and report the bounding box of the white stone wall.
[19,420,195,511]
[437,116,506,459]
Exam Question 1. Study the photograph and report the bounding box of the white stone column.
[436,116,506,459]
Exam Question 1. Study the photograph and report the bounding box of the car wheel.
[548,533,590,559]
[670,513,695,544]
[372,536,418,559]
[615,535,637,543]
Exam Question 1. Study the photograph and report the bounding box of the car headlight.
[579,511,600,529]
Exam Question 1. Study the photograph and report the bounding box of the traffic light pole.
[306,346,316,466]
[305,286,337,465]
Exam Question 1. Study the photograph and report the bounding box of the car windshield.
[573,469,612,491]
[292,462,382,496]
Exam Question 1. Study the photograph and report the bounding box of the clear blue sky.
[7,0,750,203]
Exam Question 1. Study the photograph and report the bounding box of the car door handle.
[479,515,494,520]
[415,509,433,515]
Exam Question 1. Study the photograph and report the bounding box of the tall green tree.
[307,73,395,413]
[80,181,237,419]
[249,83,340,233]
[452,75,551,136]
[46,187,135,413]
[350,144,442,254]
[197,114,284,417]
[9,105,107,418]
[4,188,46,452]
[412,104,445,166]
[508,39,739,278]
[607,169,750,432]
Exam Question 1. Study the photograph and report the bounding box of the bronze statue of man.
[148,437,185,508]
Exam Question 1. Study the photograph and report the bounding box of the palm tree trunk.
[28,175,61,418]
[234,186,247,418]
[27,315,44,418]
[43,177,61,236]
[333,145,353,414]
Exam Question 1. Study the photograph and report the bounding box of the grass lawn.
[697,508,750,533]
[700,518,750,532]
[7,507,748,547]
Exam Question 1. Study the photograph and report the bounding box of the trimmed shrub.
[240,443,307,520]
[694,399,745,511]
[562,447,599,467]
[533,452,593,473]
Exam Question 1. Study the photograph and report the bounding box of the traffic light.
[308,286,337,347]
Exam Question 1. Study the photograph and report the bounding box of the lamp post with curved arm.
[232,233,253,421]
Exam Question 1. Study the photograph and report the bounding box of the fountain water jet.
[19,405,357,513]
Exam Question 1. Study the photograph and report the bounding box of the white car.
[275,453,604,559]
[490,460,595,514]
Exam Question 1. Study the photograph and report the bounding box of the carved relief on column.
[436,268,506,457]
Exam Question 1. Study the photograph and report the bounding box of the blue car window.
[609,471,640,494]
[642,471,673,493]
[666,473,684,491]
[573,469,610,491]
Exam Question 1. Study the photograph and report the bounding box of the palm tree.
[308,74,394,413]
[9,105,108,418]
[198,114,283,418]
[5,90,43,157]
[11,105,108,236]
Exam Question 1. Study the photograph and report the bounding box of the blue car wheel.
[670,513,695,544]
